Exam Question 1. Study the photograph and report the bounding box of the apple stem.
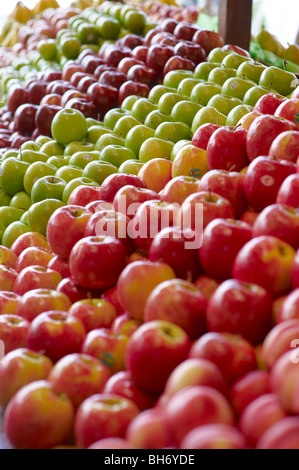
[283,60,288,71]
[242,74,246,80]
[268,81,273,91]
[196,98,201,104]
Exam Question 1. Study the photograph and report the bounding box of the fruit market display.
[0,0,299,451]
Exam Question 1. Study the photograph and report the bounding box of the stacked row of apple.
[0,1,299,451]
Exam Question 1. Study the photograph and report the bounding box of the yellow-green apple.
[233,235,296,297]
[69,298,117,332]
[238,110,262,130]
[239,393,286,448]
[277,289,299,322]
[172,144,208,179]
[230,370,271,416]
[164,385,234,444]
[125,320,190,393]
[126,408,171,449]
[13,266,62,295]
[259,66,297,96]
[0,314,29,353]
[117,261,175,320]
[138,158,172,193]
[243,156,296,211]
[0,291,20,315]
[74,393,139,449]
[257,417,299,449]
[199,219,252,279]
[4,380,74,449]
[48,353,110,408]
[16,288,71,322]
[0,348,53,408]
[26,311,86,362]
[180,424,246,449]
[144,279,207,339]
[252,204,299,249]
[189,332,257,383]
[207,126,249,171]
[269,130,299,163]
[98,173,147,202]
[46,205,91,260]
[69,236,127,290]
[246,114,297,161]
[206,279,273,344]
[179,190,235,229]
[159,175,201,204]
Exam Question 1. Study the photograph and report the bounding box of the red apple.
[257,417,299,449]
[159,175,201,205]
[126,408,171,449]
[146,44,174,74]
[117,57,144,75]
[111,313,141,338]
[116,34,144,50]
[207,126,249,172]
[13,265,62,295]
[277,288,299,322]
[132,45,149,63]
[15,246,53,273]
[56,277,102,304]
[192,122,221,150]
[180,424,246,449]
[14,104,39,136]
[0,291,20,315]
[118,80,150,105]
[0,314,29,353]
[16,288,71,322]
[262,318,299,370]
[7,86,28,114]
[292,249,299,289]
[47,255,71,278]
[174,41,206,64]
[69,298,117,332]
[113,185,158,219]
[98,173,147,203]
[193,29,225,54]
[274,99,299,130]
[230,370,271,416]
[35,104,62,137]
[276,174,299,207]
[0,266,17,291]
[163,55,195,75]
[269,130,299,163]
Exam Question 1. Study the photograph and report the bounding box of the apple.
[99,70,127,89]
[243,156,296,212]
[253,92,286,115]
[69,298,116,333]
[111,313,141,338]
[230,370,271,416]
[27,80,48,105]
[269,131,299,163]
[238,110,262,130]
[56,277,102,304]
[180,424,246,449]
[67,185,101,206]
[257,417,299,449]
[191,122,221,150]
[74,393,139,449]
[262,319,299,371]
[126,408,171,449]
[0,291,20,315]
[14,247,53,273]
[125,320,190,394]
[138,158,172,193]
[163,55,195,75]
[7,86,28,114]
[0,246,17,269]
[259,66,297,96]
[127,65,157,87]
[87,83,118,119]
[159,175,200,205]
[88,438,132,449]
[132,45,149,62]
[117,57,144,75]
[277,288,299,322]
[164,385,234,445]
[189,332,257,383]
[98,173,147,203]
[252,204,299,249]
[49,353,110,408]
[193,29,224,54]
[16,288,71,322]
[139,137,174,163]
[14,104,39,136]
[194,275,220,300]
[172,144,208,179]
[207,126,249,172]
[233,235,295,297]
[47,256,71,279]
[292,250,299,289]
[11,232,49,257]
[174,41,206,65]
[146,44,174,74]
[0,348,53,408]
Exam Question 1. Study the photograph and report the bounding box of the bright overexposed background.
[2,0,299,45]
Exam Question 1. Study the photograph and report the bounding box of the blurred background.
[1,0,299,45]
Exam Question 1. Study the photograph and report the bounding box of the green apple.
[207,47,231,63]
[0,221,6,243]
[139,138,174,163]
[78,22,101,43]
[46,156,70,169]
[155,122,191,143]
[177,78,203,98]
[2,150,19,160]
[193,62,220,80]
[51,109,87,145]
[40,141,64,157]
[60,36,81,60]
[236,61,267,83]
[82,161,118,184]
[69,151,101,169]
[27,199,64,236]
[163,70,193,89]
[19,150,49,164]
[9,192,32,211]
[221,77,256,100]
[64,141,94,156]
[191,106,227,133]
[243,86,271,106]
[125,125,155,157]
[104,108,131,129]
[131,98,157,122]
[171,101,203,126]
[0,207,24,227]
[35,136,52,146]
[119,5,135,22]
[222,53,252,70]
[158,92,187,115]
[37,39,57,60]
[226,104,253,126]
[124,10,146,34]
[62,177,99,204]
[87,126,114,144]
[144,110,172,130]
[23,161,57,194]
[118,159,144,175]
[148,85,175,104]
[208,67,236,86]
[95,133,125,151]
[259,66,297,96]
[100,145,136,167]
[207,94,242,115]
[121,95,141,111]
[0,158,30,196]
[113,115,140,138]
[20,211,29,225]
[170,140,191,162]
[1,221,30,248]
[31,176,67,203]
[0,189,11,206]
[20,141,41,151]
[55,165,83,183]
[109,3,123,20]
[86,117,105,128]
[190,83,222,106]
